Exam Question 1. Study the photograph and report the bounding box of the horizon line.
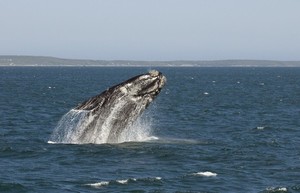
[1,55,300,62]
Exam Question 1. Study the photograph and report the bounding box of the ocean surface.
[1,66,300,193]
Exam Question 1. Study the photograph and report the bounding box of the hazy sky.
[1,0,299,61]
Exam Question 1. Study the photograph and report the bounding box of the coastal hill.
[1,55,300,67]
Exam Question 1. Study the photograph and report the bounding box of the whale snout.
[134,70,166,97]
[149,69,160,77]
[119,70,166,99]
[149,70,166,87]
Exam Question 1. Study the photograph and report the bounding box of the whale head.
[75,70,166,112]
[119,70,166,102]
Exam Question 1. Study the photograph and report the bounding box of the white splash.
[86,181,109,188]
[47,140,57,144]
[193,171,217,177]
[116,179,129,184]
[256,126,265,130]
[49,108,154,144]
[117,116,153,143]
[86,176,161,188]
[266,187,287,192]
[49,109,90,144]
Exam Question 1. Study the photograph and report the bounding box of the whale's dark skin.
[74,70,166,143]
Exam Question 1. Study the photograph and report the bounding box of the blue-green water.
[1,67,300,193]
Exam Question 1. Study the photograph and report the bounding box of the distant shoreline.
[1,55,300,67]
[1,65,300,68]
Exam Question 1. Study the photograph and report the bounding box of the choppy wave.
[261,187,288,193]
[86,181,109,188]
[86,171,220,189]
[0,182,28,192]
[192,171,218,177]
[86,176,162,188]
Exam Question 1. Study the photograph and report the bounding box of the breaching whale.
[49,70,166,144]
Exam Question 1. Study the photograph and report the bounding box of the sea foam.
[86,181,109,188]
[193,171,218,177]
[265,187,287,192]
[86,176,161,188]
